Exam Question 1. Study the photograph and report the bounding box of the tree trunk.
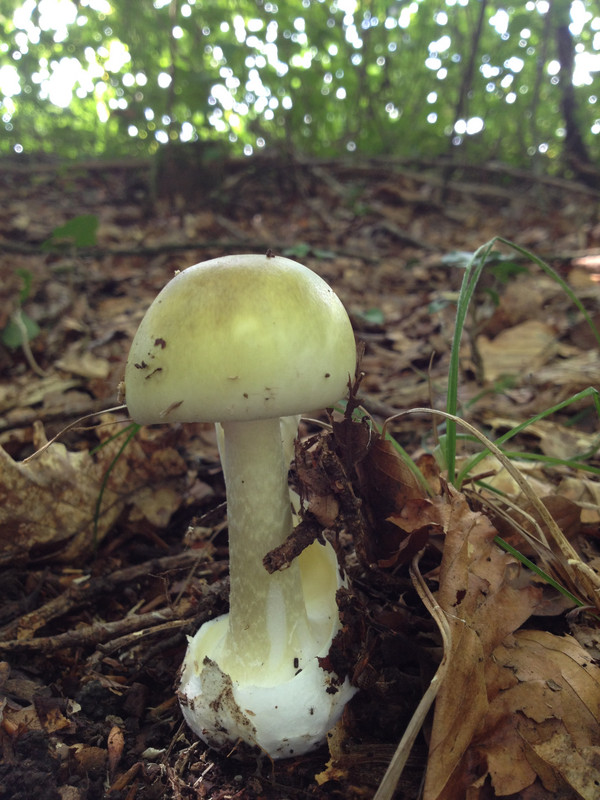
[553,0,597,185]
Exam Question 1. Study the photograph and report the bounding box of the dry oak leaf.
[423,484,543,800]
[469,629,600,800]
[0,417,188,566]
[0,434,127,565]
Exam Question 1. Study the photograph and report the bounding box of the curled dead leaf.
[0,440,125,565]
[423,485,544,800]
[356,436,426,518]
[107,725,125,777]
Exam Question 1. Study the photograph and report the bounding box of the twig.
[0,607,188,655]
[12,309,48,378]
[88,577,229,669]
[0,551,219,641]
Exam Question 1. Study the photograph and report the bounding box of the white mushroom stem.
[218,418,315,685]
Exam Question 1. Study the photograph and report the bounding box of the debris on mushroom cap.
[123,254,356,425]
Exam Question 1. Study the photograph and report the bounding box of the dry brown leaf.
[129,485,182,527]
[533,349,600,390]
[568,618,600,661]
[56,345,111,379]
[34,695,79,734]
[0,437,125,565]
[490,274,562,328]
[423,485,543,800]
[73,745,107,774]
[0,424,145,564]
[558,475,600,524]
[0,374,81,415]
[2,703,42,733]
[475,320,556,382]
[469,629,600,799]
[107,725,125,777]
[529,734,600,800]
[0,419,185,565]
[492,495,581,555]
[459,454,551,499]
[353,432,433,567]
[356,435,426,514]
[487,416,599,461]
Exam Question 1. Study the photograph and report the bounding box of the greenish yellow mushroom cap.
[124,254,356,424]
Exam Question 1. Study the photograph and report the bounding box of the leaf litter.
[0,156,599,799]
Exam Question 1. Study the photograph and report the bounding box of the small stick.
[373,552,452,800]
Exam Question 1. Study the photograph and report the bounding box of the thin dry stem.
[21,405,129,463]
[373,552,452,800]
[13,309,48,378]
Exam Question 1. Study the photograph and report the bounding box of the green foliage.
[1,309,40,349]
[91,422,141,549]
[1,215,98,350]
[442,236,600,484]
[41,214,99,250]
[1,268,39,349]
[0,0,598,169]
[354,307,386,326]
[14,266,33,304]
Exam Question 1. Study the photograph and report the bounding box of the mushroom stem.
[219,418,314,685]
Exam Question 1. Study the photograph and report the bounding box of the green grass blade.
[456,387,600,488]
[495,237,600,350]
[446,240,498,483]
[92,423,141,549]
[494,535,585,608]
[443,237,600,486]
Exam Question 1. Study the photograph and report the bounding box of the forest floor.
[0,153,599,800]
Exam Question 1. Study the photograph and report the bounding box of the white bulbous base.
[178,540,357,759]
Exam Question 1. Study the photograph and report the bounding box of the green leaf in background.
[282,243,337,259]
[428,297,453,314]
[42,214,99,250]
[15,268,33,304]
[1,0,598,173]
[355,307,386,326]
[487,260,529,284]
[441,250,479,269]
[1,311,40,350]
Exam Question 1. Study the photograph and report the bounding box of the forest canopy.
[0,0,599,174]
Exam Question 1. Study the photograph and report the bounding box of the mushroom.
[124,253,357,758]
